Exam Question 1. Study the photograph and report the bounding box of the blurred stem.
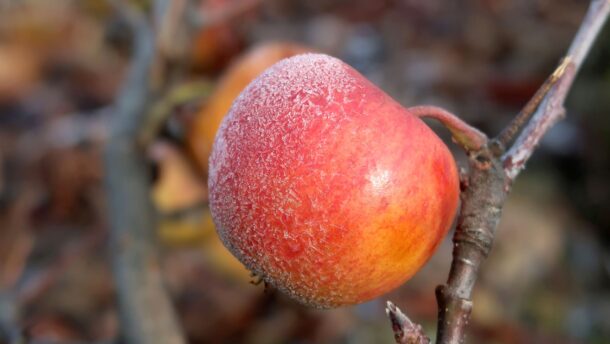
[104,1,186,343]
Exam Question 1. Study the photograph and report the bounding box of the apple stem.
[407,106,488,152]
[388,1,610,343]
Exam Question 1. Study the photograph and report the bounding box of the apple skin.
[208,53,460,308]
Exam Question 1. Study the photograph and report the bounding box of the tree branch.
[503,0,610,180]
[387,1,610,343]
[104,1,186,343]
[435,147,507,344]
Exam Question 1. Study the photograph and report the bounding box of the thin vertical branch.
[435,147,506,344]
[104,1,185,343]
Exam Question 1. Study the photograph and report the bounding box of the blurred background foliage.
[0,0,609,343]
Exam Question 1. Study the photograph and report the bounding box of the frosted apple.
[208,53,460,308]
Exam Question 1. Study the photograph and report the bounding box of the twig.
[408,106,488,151]
[104,1,186,343]
[386,301,430,344]
[491,58,571,156]
[503,0,610,180]
[387,1,610,343]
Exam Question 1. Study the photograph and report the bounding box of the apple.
[208,53,460,308]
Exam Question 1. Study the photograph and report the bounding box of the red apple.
[208,53,460,308]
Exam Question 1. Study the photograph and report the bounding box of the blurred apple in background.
[190,0,264,73]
